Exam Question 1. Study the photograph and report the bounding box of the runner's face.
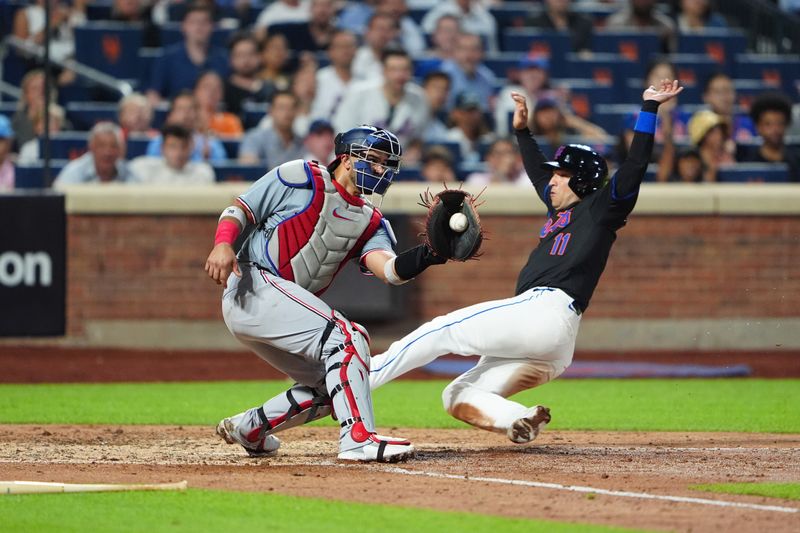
[548,170,580,210]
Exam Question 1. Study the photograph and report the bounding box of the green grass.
[0,489,645,533]
[691,482,800,501]
[0,379,798,433]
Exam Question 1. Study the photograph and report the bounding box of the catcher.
[205,125,458,463]
[370,80,684,444]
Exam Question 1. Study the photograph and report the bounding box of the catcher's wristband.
[393,244,446,281]
[214,219,241,246]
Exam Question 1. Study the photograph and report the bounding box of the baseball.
[449,213,469,233]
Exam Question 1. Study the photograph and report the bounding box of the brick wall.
[66,213,800,336]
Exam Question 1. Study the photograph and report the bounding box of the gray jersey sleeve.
[358,219,396,274]
[236,167,291,224]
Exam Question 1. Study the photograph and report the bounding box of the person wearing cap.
[446,92,495,163]
[688,109,735,182]
[0,115,15,191]
[527,0,594,54]
[494,56,608,140]
[303,119,336,163]
[440,32,497,113]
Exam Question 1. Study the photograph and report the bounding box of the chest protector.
[266,160,384,295]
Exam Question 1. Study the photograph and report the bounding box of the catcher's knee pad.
[325,311,376,451]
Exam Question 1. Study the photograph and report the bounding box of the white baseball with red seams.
[449,213,468,232]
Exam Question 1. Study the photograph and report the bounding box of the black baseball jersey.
[514,101,659,311]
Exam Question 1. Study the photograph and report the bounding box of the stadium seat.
[126,135,152,159]
[159,24,234,49]
[717,163,790,183]
[220,139,241,160]
[670,54,726,88]
[74,24,144,81]
[484,53,533,81]
[43,132,89,161]
[395,166,423,182]
[733,54,800,97]
[559,79,615,119]
[15,161,68,188]
[565,53,637,94]
[213,163,266,182]
[138,48,162,89]
[677,29,747,67]
[591,30,662,67]
[65,102,118,131]
[501,30,571,69]
[592,104,640,134]
[490,4,531,30]
[85,1,113,21]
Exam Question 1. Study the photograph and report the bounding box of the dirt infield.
[0,424,797,532]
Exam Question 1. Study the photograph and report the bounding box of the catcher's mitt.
[419,187,485,262]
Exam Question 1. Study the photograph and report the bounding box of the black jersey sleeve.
[592,100,660,227]
[515,127,554,209]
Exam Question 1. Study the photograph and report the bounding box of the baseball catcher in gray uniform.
[205,126,447,462]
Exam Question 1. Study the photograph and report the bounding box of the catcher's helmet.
[332,125,402,196]
[541,144,608,198]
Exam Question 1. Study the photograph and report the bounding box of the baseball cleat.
[216,418,280,458]
[338,434,415,463]
[507,405,551,444]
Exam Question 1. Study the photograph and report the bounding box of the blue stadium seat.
[733,54,800,97]
[138,48,162,89]
[395,166,423,182]
[159,24,234,49]
[43,132,89,161]
[677,29,747,68]
[243,108,267,130]
[74,24,144,82]
[573,2,616,23]
[0,102,17,117]
[559,79,615,120]
[592,104,639,134]
[717,163,790,183]
[565,53,637,94]
[490,4,530,30]
[15,161,68,188]
[221,139,241,160]
[671,54,726,89]
[127,135,152,159]
[214,163,266,182]
[85,1,113,21]
[65,102,118,131]
[501,30,570,70]
[484,53,529,81]
[591,30,662,67]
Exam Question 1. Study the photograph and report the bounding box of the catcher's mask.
[541,144,608,198]
[331,126,402,196]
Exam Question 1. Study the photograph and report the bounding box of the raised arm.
[510,92,553,205]
[612,79,683,200]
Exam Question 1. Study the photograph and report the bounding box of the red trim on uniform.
[332,314,374,442]
[332,179,365,207]
[244,399,315,442]
[260,269,331,320]
[236,197,256,223]
[277,162,326,281]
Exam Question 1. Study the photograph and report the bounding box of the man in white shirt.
[54,122,132,187]
[129,125,215,185]
[310,30,358,121]
[255,0,310,32]
[334,49,430,146]
[352,12,399,81]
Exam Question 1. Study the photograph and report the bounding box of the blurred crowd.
[0,0,798,191]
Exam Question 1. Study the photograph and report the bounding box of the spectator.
[688,109,735,182]
[224,33,272,117]
[0,116,14,191]
[675,0,727,32]
[129,125,215,184]
[440,32,497,113]
[422,71,452,142]
[606,0,677,53]
[288,64,317,137]
[670,148,704,182]
[258,33,293,93]
[54,122,132,187]
[334,49,429,146]
[17,105,66,165]
[702,72,756,142]
[302,119,335,163]
[254,0,310,38]
[446,92,495,163]
[494,56,608,139]
[429,14,460,63]
[376,0,426,55]
[336,0,378,35]
[527,0,593,54]
[310,30,358,122]
[737,93,800,180]
[270,0,338,52]
[147,4,228,103]
[118,93,156,139]
[421,145,457,183]
[239,91,305,167]
[422,0,498,53]
[11,70,49,149]
[466,137,527,186]
[111,0,159,47]
[194,71,244,138]
[620,59,687,181]
[530,97,568,148]
[352,13,399,81]
[146,92,227,162]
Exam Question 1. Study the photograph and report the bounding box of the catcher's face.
[548,170,580,210]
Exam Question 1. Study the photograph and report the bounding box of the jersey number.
[549,233,571,256]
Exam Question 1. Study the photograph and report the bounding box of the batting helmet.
[332,125,402,196]
[541,144,608,198]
